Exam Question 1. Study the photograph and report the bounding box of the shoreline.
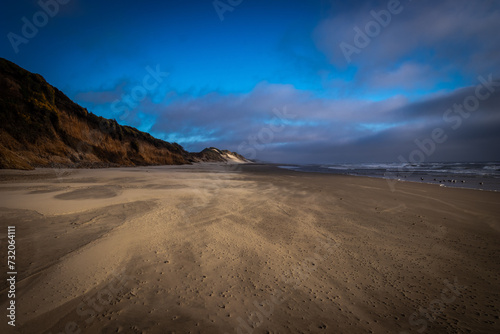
[1,161,498,192]
[274,163,500,192]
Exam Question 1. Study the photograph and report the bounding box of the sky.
[1,0,500,163]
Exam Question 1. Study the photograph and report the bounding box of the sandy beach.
[0,163,499,334]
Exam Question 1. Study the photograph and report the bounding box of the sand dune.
[0,164,499,333]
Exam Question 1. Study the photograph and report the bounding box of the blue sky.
[2,0,500,163]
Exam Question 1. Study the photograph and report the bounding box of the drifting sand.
[0,164,499,333]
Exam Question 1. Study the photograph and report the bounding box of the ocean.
[278,162,500,192]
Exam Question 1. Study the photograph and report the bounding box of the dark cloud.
[314,0,500,85]
[138,77,500,163]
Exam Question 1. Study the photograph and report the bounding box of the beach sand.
[0,164,499,333]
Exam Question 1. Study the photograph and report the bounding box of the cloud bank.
[66,0,500,163]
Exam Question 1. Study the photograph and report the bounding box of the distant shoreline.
[273,162,500,192]
[1,161,499,192]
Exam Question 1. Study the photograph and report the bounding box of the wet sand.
[0,163,499,333]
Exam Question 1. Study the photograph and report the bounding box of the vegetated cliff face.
[0,58,249,170]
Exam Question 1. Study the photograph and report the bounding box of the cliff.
[0,58,249,169]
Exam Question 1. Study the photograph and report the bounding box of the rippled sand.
[0,164,499,333]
